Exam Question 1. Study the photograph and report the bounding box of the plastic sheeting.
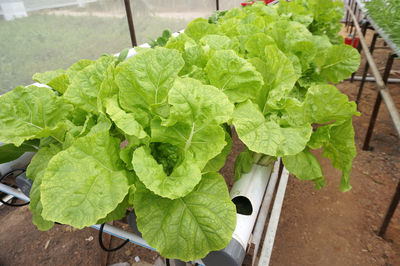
[131,0,216,45]
[0,0,246,95]
[219,0,244,10]
[0,0,131,94]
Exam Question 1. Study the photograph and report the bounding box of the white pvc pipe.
[258,167,290,266]
[230,164,273,250]
[350,76,400,83]
[0,183,30,202]
[251,159,281,266]
[0,194,14,207]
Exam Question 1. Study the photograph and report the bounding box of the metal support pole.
[349,1,357,33]
[345,0,350,28]
[362,53,397,150]
[124,0,137,47]
[356,33,379,105]
[378,180,400,238]
[351,21,371,83]
[347,0,355,31]
[216,0,219,11]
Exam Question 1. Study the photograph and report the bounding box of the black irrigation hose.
[98,223,130,252]
[0,168,29,207]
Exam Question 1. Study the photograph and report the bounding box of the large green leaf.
[28,145,61,231]
[105,96,148,140]
[259,45,297,110]
[132,146,201,199]
[184,18,219,42]
[306,119,357,191]
[234,147,254,181]
[202,130,232,173]
[316,44,360,83]
[33,69,69,94]
[205,50,263,103]
[0,143,37,164]
[66,59,94,80]
[200,35,233,51]
[165,77,233,127]
[151,119,226,169]
[134,172,236,261]
[233,100,312,156]
[117,47,184,114]
[40,131,130,228]
[245,33,276,59]
[322,119,356,192]
[285,84,360,125]
[282,148,323,181]
[0,86,73,146]
[97,62,118,113]
[63,55,114,113]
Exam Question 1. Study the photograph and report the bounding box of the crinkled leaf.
[105,96,148,140]
[151,119,226,169]
[285,84,360,125]
[322,119,356,192]
[316,44,360,83]
[259,45,297,110]
[0,86,73,146]
[132,146,201,199]
[64,55,114,113]
[41,131,130,228]
[33,69,69,94]
[165,77,233,127]
[66,59,94,80]
[117,47,184,113]
[185,18,219,42]
[200,35,233,51]
[97,62,118,113]
[28,145,61,231]
[203,130,232,172]
[134,172,236,261]
[234,147,253,181]
[233,100,312,156]
[165,33,196,53]
[245,33,276,59]
[206,50,263,103]
[282,148,323,181]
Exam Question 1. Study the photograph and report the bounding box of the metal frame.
[346,3,400,240]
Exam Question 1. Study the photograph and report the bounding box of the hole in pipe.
[232,196,253,215]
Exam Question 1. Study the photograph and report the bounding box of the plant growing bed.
[0,0,361,262]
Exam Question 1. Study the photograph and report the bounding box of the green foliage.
[0,0,360,261]
[365,0,400,47]
[149,29,172,48]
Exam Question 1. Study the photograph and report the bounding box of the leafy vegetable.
[134,172,236,261]
[0,0,360,261]
[365,0,400,47]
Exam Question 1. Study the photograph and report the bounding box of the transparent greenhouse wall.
[0,0,246,95]
[131,0,217,45]
[219,0,244,11]
[0,0,132,95]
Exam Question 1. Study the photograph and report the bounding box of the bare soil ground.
[1,26,399,266]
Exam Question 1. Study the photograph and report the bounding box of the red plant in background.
[241,0,274,7]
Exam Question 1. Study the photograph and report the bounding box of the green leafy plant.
[365,0,400,47]
[148,29,172,48]
[0,0,360,261]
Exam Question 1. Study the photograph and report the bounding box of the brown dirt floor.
[1,26,400,266]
